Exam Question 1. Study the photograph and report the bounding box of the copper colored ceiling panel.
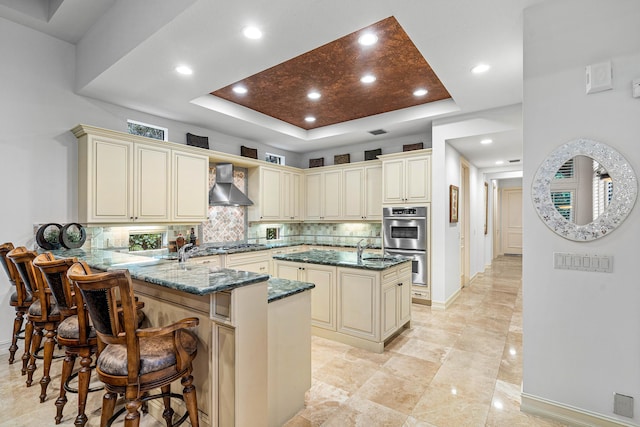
[210,16,451,130]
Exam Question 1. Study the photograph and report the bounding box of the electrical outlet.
[614,393,634,418]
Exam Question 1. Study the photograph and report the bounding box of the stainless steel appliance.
[383,207,429,302]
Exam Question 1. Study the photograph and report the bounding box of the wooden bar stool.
[7,246,62,400]
[33,253,102,427]
[67,261,200,427]
[0,242,33,365]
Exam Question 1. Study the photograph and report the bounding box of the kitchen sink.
[362,256,392,262]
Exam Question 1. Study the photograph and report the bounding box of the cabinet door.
[382,159,405,204]
[405,156,430,203]
[135,144,171,222]
[343,167,364,220]
[398,274,412,326]
[282,171,301,220]
[364,165,382,220]
[261,167,283,220]
[322,170,342,219]
[381,281,398,340]
[337,269,378,340]
[304,172,322,220]
[89,136,133,222]
[172,151,209,222]
[272,261,302,281]
[306,265,337,330]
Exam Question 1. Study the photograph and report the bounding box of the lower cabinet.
[272,260,412,353]
[223,251,271,275]
[272,261,337,331]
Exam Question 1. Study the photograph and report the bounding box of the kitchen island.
[272,249,412,353]
[51,248,314,427]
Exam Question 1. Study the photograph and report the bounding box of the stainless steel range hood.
[209,163,254,206]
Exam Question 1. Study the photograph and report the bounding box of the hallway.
[285,255,565,426]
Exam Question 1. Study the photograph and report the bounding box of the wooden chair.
[67,261,200,427]
[7,246,61,400]
[33,253,101,427]
[0,242,33,365]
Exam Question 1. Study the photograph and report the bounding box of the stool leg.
[55,351,76,424]
[9,310,25,364]
[27,324,43,387]
[100,391,117,427]
[182,374,199,427]
[161,385,173,427]
[124,397,142,427]
[74,350,92,427]
[22,319,33,375]
[39,323,56,402]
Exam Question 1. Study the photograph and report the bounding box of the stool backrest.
[33,253,76,317]
[7,246,49,318]
[0,243,30,306]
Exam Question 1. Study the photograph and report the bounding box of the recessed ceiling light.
[243,26,263,40]
[358,33,378,46]
[495,160,504,165]
[471,63,491,74]
[175,65,193,75]
[305,116,316,123]
[232,85,248,94]
[413,88,428,97]
[307,91,321,100]
[360,74,376,84]
[481,139,493,145]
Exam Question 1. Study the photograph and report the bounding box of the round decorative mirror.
[532,138,637,241]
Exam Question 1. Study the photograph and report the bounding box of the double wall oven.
[383,206,430,303]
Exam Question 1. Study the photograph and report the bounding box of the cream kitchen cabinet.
[223,251,271,275]
[304,169,342,220]
[73,125,208,224]
[171,151,209,222]
[343,163,382,220]
[77,134,171,223]
[380,151,431,204]
[248,166,302,222]
[272,260,337,331]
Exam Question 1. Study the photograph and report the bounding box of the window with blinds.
[551,191,574,221]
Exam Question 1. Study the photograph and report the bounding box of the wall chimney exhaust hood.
[209,163,254,206]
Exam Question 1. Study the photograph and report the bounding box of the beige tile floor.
[284,255,567,427]
[0,255,565,427]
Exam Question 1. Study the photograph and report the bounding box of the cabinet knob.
[397,282,403,287]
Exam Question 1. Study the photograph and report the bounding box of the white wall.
[522,0,640,423]
[0,17,302,353]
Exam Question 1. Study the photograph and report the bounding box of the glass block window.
[127,120,168,141]
[265,153,285,165]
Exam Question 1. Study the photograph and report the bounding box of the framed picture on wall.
[449,185,459,223]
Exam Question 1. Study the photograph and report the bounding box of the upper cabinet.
[248,166,302,222]
[172,151,209,222]
[342,163,382,220]
[304,169,342,221]
[379,150,431,204]
[73,125,208,224]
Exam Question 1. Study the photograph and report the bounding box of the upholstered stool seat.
[57,315,97,340]
[98,332,198,377]
[28,299,60,317]
[10,291,32,304]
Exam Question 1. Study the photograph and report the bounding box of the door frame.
[460,159,470,286]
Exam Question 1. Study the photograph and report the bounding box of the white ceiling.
[0,0,542,171]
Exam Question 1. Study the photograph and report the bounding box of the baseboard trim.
[521,393,635,427]
[431,287,461,311]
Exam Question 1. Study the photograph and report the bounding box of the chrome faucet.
[178,243,194,265]
[356,239,368,263]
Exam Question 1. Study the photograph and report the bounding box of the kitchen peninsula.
[51,248,314,427]
[273,249,412,353]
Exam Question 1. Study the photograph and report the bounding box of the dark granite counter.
[50,248,314,299]
[272,249,410,271]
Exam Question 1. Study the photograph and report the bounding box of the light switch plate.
[553,252,613,273]
[586,61,613,94]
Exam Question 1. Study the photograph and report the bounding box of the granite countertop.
[49,248,275,297]
[272,249,410,271]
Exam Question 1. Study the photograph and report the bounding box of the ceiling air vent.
[509,159,521,163]
[368,129,388,136]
